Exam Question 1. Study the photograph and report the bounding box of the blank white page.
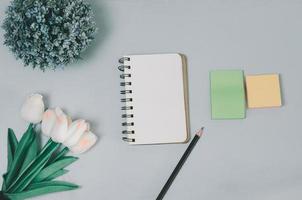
[122,53,189,144]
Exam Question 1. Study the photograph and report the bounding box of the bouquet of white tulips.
[0,94,97,200]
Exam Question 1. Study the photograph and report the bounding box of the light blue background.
[0,0,302,199]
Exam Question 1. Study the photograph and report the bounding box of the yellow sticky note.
[246,74,282,108]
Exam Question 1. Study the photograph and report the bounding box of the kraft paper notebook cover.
[118,53,190,144]
[210,70,246,119]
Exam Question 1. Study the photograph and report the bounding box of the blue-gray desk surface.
[0,0,301,199]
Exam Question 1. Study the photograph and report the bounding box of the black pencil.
[156,127,204,200]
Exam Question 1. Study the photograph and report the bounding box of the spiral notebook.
[118,53,190,144]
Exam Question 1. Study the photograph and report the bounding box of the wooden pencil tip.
[196,127,204,137]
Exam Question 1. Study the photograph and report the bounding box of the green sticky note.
[210,70,246,119]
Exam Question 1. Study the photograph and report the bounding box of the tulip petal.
[63,119,85,143]
[63,120,88,147]
[41,109,56,136]
[70,131,97,154]
[67,116,72,126]
[86,122,90,132]
[55,107,64,116]
[50,108,68,143]
[21,94,45,124]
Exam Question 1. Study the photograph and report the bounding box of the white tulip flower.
[50,107,69,143]
[40,105,97,154]
[21,94,45,124]
[70,131,97,154]
[63,120,89,147]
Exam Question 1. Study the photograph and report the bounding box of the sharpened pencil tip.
[196,127,204,137]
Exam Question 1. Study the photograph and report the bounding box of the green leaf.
[2,174,7,191]
[7,128,18,170]
[5,125,35,189]
[44,169,69,181]
[33,156,78,182]
[7,140,60,193]
[3,128,19,190]
[6,181,79,200]
[27,180,79,190]
[19,133,39,173]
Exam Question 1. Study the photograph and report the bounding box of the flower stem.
[53,147,69,162]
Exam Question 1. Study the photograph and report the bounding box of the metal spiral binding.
[119,57,135,143]
[121,98,132,102]
[120,90,132,94]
